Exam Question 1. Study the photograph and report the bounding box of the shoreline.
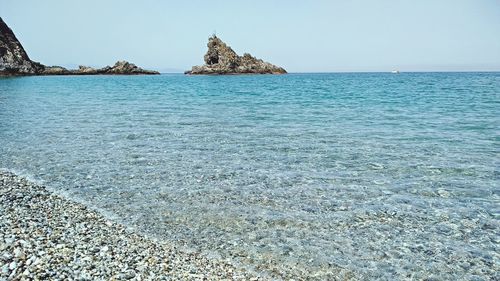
[0,171,262,280]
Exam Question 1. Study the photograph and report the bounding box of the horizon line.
[157,70,500,74]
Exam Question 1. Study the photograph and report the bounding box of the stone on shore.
[185,35,286,75]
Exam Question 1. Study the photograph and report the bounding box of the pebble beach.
[0,171,265,280]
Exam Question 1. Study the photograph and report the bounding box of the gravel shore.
[0,171,263,280]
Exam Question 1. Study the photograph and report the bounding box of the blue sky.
[2,0,499,72]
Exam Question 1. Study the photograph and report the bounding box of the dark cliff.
[0,17,44,75]
[0,17,159,76]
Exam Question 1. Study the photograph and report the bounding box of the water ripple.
[0,73,499,279]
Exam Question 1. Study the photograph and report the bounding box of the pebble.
[0,171,265,280]
[13,248,25,259]
[8,262,17,270]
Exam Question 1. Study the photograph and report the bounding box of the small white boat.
[391,70,400,74]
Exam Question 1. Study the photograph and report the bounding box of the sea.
[0,73,498,279]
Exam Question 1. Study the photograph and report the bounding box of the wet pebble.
[0,171,265,280]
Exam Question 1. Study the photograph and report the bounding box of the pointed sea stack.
[0,17,159,76]
[186,35,286,75]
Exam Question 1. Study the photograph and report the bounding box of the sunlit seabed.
[0,73,499,279]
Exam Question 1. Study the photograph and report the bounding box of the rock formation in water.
[0,17,159,76]
[41,61,160,75]
[185,35,286,75]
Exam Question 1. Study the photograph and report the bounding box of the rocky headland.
[185,35,286,75]
[0,17,159,76]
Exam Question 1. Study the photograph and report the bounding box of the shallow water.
[0,73,499,279]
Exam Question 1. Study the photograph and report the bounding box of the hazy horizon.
[2,0,499,73]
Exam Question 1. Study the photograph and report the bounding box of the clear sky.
[2,0,499,72]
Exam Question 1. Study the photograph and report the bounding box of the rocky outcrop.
[185,35,286,75]
[102,61,159,75]
[38,61,159,75]
[0,17,159,76]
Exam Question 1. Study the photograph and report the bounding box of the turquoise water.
[0,73,498,279]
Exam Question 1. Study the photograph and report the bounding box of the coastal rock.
[38,61,160,75]
[104,61,159,75]
[78,65,98,74]
[186,35,286,75]
[0,17,43,75]
[41,66,71,75]
[0,17,159,76]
